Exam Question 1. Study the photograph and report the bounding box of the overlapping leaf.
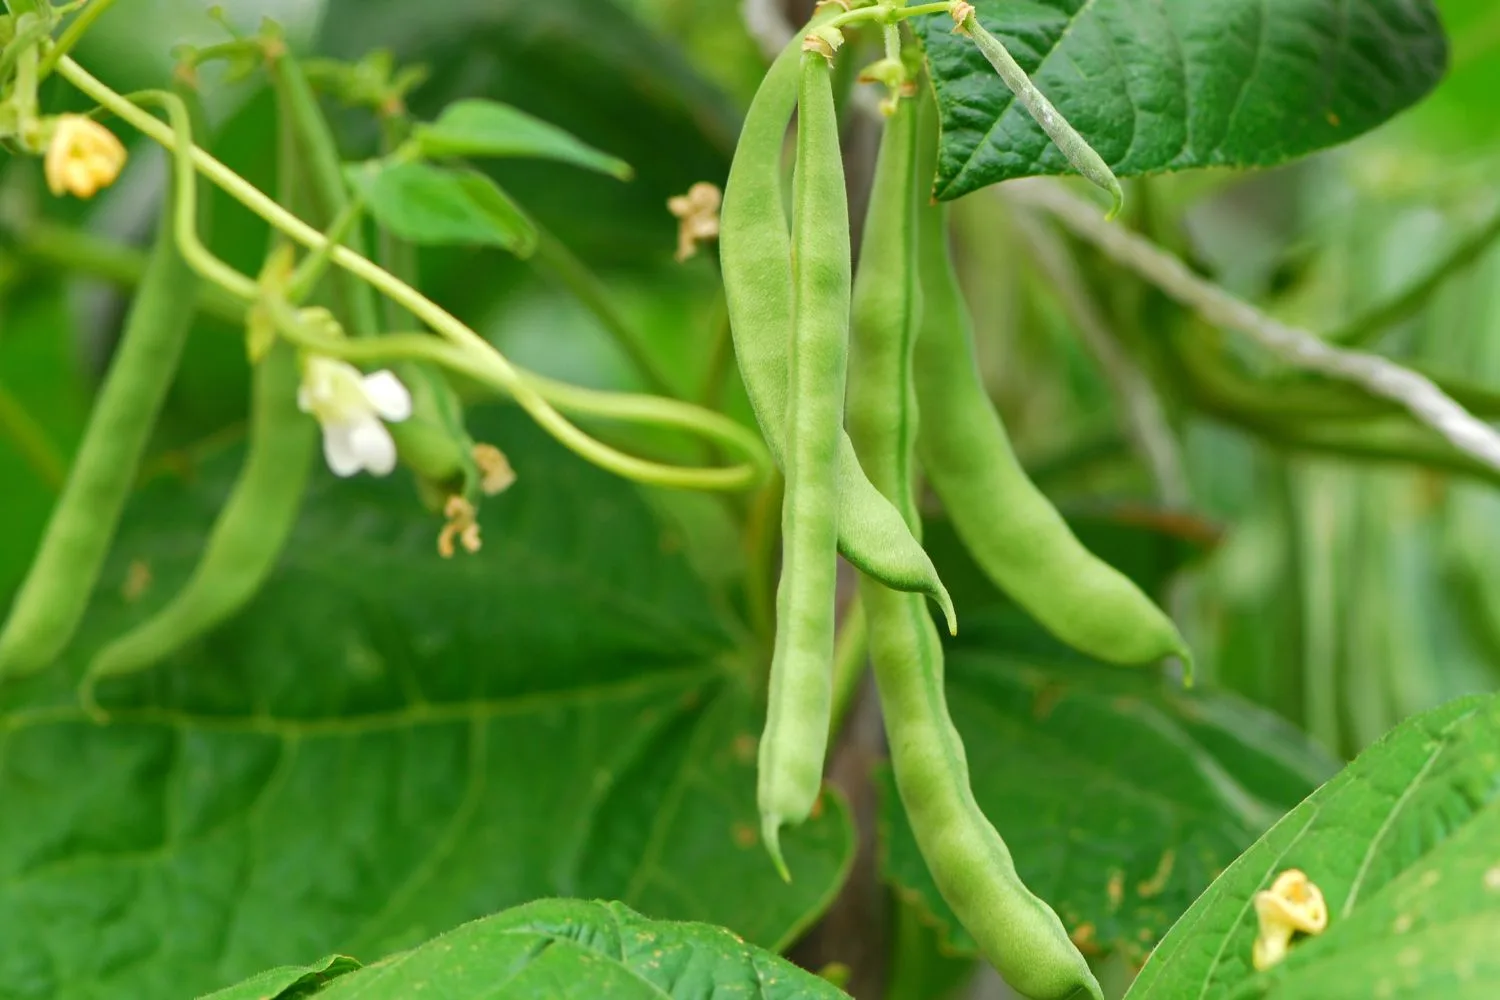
[1128,694,1500,1000]
[0,409,852,998]
[915,0,1448,200]
[206,900,851,1000]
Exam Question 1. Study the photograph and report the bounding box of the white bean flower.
[296,356,412,477]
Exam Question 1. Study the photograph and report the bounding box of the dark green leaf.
[196,955,360,1000]
[915,0,1449,200]
[414,99,633,180]
[1128,694,1500,1000]
[346,161,538,254]
[0,409,853,998]
[880,651,1338,964]
[215,900,851,1000]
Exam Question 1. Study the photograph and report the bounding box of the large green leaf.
[197,955,360,1000]
[914,0,1449,200]
[208,900,852,999]
[0,409,852,998]
[1127,694,1500,1000]
[879,651,1338,965]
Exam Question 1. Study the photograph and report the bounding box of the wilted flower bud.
[44,114,127,199]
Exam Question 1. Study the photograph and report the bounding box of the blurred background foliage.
[3,0,1500,996]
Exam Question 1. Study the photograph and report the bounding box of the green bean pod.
[756,50,848,879]
[83,78,325,691]
[853,87,1102,1000]
[0,96,202,678]
[720,14,955,633]
[912,146,1190,674]
[85,340,316,685]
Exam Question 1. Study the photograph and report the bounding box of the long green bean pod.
[912,135,1190,675]
[757,49,849,879]
[853,85,1102,1000]
[0,90,203,679]
[86,341,315,687]
[720,14,955,633]
[84,80,323,691]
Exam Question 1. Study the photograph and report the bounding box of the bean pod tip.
[761,813,793,883]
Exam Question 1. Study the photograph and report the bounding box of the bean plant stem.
[57,56,768,493]
[37,0,119,77]
[529,228,679,398]
[1326,205,1500,347]
[0,382,67,490]
[1009,178,1500,475]
[1010,202,1190,506]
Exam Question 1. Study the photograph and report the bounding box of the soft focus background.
[2,1,1498,998]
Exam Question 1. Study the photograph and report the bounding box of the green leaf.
[914,0,1449,200]
[196,955,361,1000]
[880,651,1338,964]
[0,409,853,997]
[346,161,539,254]
[317,0,737,263]
[1127,694,1500,1000]
[213,900,850,999]
[414,99,634,180]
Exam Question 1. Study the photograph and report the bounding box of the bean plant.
[0,0,1496,998]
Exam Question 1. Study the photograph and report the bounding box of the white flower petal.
[322,422,365,478]
[349,417,398,476]
[296,385,313,414]
[361,370,412,422]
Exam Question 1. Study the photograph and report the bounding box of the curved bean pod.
[83,80,324,695]
[912,124,1191,673]
[85,340,316,689]
[757,50,848,879]
[854,85,1103,1000]
[720,14,955,633]
[0,93,202,678]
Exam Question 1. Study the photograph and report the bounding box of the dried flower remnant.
[473,442,516,496]
[437,495,482,559]
[668,182,723,262]
[1252,869,1328,970]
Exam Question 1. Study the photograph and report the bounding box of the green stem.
[0,381,67,490]
[274,324,770,487]
[131,89,258,300]
[1326,206,1500,347]
[5,219,245,322]
[13,13,40,136]
[0,14,49,84]
[59,56,761,493]
[529,227,679,398]
[830,1,953,28]
[37,0,119,77]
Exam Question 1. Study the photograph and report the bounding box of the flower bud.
[44,115,127,200]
